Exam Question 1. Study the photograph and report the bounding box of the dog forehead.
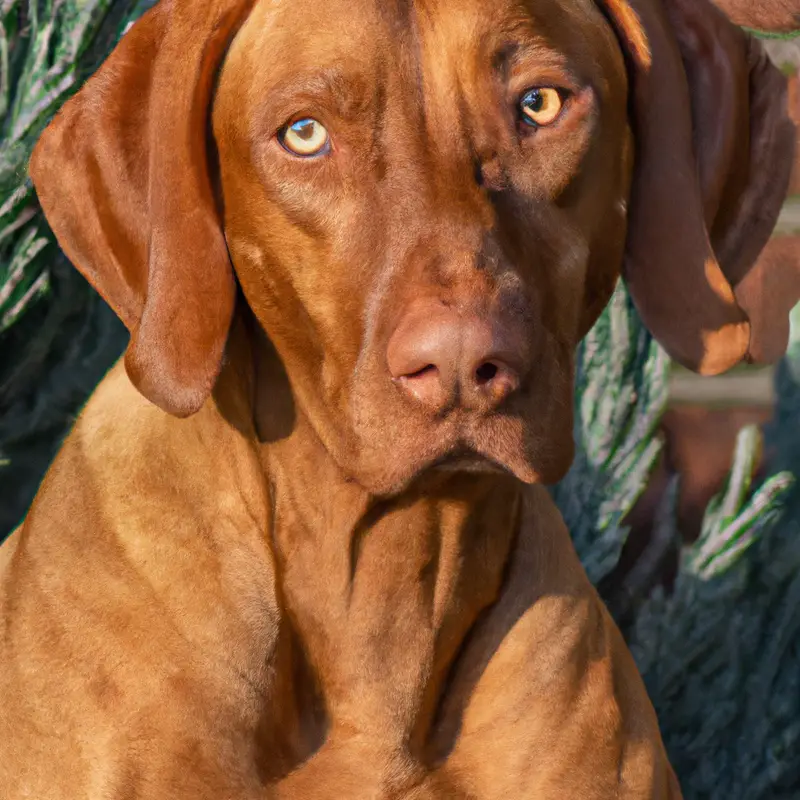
[242,0,604,30]
[228,0,618,88]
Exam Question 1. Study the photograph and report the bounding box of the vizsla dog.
[0,0,796,797]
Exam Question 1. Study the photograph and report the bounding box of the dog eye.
[279,118,330,156]
[519,88,564,128]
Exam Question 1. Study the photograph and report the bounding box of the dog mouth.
[429,446,508,476]
[348,379,557,494]
[410,403,547,486]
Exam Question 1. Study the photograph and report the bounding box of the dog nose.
[387,305,526,412]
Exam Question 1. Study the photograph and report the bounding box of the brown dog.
[0,0,795,797]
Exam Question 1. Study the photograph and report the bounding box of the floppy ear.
[29,0,255,417]
[597,0,796,375]
[709,0,800,33]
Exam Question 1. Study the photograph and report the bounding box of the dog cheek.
[533,228,592,353]
[528,347,576,484]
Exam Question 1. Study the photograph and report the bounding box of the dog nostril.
[475,362,499,385]
[406,364,438,381]
[394,362,448,409]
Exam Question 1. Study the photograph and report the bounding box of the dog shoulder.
[16,356,270,571]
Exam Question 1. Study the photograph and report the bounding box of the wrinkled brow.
[253,66,377,134]
[491,38,578,79]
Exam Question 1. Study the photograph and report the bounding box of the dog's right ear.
[597,0,796,375]
[29,0,255,417]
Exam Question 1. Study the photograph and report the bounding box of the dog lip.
[429,447,507,475]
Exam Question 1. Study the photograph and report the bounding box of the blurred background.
[1,4,799,798]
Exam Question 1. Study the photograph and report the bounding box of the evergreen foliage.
[625,308,800,799]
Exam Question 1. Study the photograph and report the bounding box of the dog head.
[30,0,796,495]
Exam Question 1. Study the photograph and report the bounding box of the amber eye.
[279,117,330,156]
[520,88,564,128]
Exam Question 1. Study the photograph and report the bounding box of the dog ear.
[29,0,255,417]
[596,0,796,374]
[708,0,800,33]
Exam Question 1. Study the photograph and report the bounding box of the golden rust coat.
[0,0,795,797]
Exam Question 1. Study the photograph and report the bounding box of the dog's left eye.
[279,118,330,156]
[519,88,565,128]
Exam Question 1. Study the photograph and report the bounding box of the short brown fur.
[1,0,795,797]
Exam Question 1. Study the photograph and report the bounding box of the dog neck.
[229,314,526,760]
